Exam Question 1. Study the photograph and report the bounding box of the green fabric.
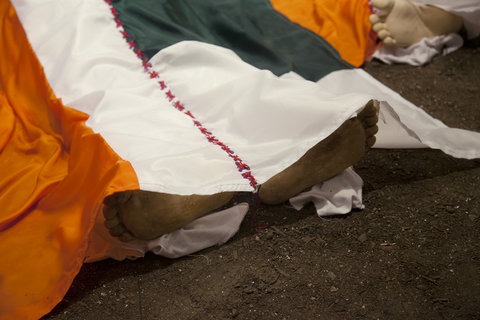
[111,0,353,81]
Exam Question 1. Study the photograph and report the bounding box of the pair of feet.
[370,0,463,48]
[104,100,379,242]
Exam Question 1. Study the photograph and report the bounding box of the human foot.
[103,190,234,241]
[258,100,379,205]
[370,0,463,47]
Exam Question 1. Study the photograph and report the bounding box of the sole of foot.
[103,190,234,241]
[370,0,463,47]
[258,99,379,205]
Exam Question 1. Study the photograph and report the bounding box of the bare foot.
[370,0,463,47]
[103,190,234,241]
[104,101,378,241]
[258,100,379,205]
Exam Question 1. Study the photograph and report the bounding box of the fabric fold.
[290,167,364,216]
[0,2,139,319]
[269,0,379,67]
[372,33,464,66]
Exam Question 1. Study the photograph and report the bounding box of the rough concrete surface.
[43,42,480,320]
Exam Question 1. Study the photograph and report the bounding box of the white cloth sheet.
[373,33,464,66]
[290,167,364,216]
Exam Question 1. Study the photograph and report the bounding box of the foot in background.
[369,0,463,47]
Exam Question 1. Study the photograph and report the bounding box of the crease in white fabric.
[373,34,464,66]
[290,167,364,216]
[148,203,249,259]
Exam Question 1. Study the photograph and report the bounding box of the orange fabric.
[270,0,379,67]
[0,2,139,319]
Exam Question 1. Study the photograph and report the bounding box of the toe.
[108,224,126,237]
[358,100,378,121]
[104,215,121,229]
[103,193,119,207]
[372,0,394,11]
[384,36,397,45]
[372,22,387,33]
[377,29,391,40]
[369,14,382,25]
[103,204,118,220]
[102,192,143,242]
[364,116,378,127]
[366,125,379,138]
[366,136,376,148]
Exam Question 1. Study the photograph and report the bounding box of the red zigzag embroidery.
[103,0,258,189]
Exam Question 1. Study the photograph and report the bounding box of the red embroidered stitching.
[235,162,250,171]
[104,0,259,189]
[184,111,194,118]
[114,18,124,28]
[207,136,219,143]
[149,70,159,79]
[135,49,144,59]
[165,90,175,101]
[173,101,185,111]
[158,81,167,90]
[127,39,136,49]
[142,60,152,70]
[199,127,211,135]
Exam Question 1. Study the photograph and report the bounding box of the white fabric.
[372,33,464,66]
[290,167,364,216]
[12,0,374,195]
[149,42,374,184]
[147,203,248,258]
[316,68,480,159]
[12,0,480,261]
[12,0,249,195]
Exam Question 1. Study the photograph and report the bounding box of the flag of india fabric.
[1,0,479,319]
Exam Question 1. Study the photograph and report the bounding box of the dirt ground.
[44,42,480,320]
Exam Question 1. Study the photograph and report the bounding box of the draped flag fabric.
[0,2,140,319]
[1,0,480,319]
[270,0,379,66]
